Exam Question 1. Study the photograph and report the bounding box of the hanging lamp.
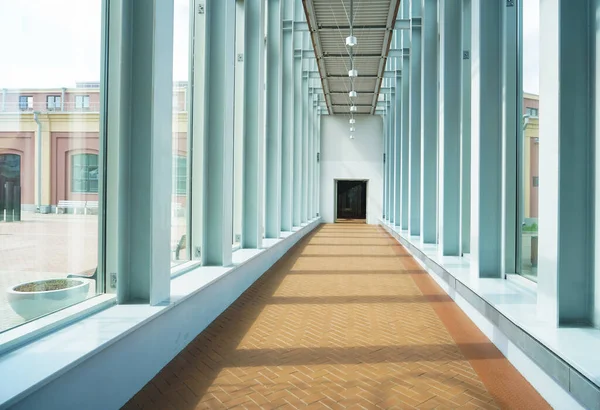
[345,0,357,47]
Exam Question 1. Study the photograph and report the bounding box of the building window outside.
[18,96,33,111]
[75,95,90,110]
[526,107,538,117]
[47,95,62,110]
[173,155,187,195]
[71,153,99,193]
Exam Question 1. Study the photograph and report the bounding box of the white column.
[265,0,283,238]
[280,0,294,232]
[104,0,174,302]
[242,0,266,248]
[439,0,461,255]
[470,0,502,277]
[201,0,236,266]
[420,0,438,243]
[408,0,422,236]
[538,0,593,325]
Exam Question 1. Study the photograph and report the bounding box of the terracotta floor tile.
[123,224,548,410]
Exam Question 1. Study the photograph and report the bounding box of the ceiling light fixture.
[349,90,357,98]
[350,134,355,140]
[350,105,357,112]
[349,118,356,124]
[346,0,357,47]
[350,126,356,132]
[347,0,358,82]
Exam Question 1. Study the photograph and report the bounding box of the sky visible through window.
[522,0,539,95]
[0,0,190,89]
[0,0,538,93]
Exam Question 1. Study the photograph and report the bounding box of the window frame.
[47,95,62,110]
[173,154,187,196]
[71,153,99,194]
[0,0,109,353]
[18,95,33,111]
[75,95,90,109]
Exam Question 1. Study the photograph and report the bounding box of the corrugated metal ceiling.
[303,0,401,115]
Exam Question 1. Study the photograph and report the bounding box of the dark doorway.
[0,154,21,186]
[336,180,367,222]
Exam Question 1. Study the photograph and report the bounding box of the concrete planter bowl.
[7,279,90,320]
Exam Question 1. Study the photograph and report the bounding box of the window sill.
[380,220,600,391]
[0,294,116,357]
[0,218,321,409]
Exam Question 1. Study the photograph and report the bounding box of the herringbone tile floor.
[124,224,548,409]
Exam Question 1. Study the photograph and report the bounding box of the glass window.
[171,0,190,267]
[71,153,99,193]
[520,0,539,281]
[0,0,103,333]
[75,95,90,109]
[173,155,187,195]
[19,96,33,111]
[233,0,244,248]
[526,107,538,117]
[47,95,62,110]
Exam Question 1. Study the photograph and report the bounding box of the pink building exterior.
[0,84,188,210]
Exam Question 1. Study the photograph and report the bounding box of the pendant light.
[345,0,357,47]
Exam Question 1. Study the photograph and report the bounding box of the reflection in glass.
[520,0,539,281]
[0,0,102,332]
[233,0,245,248]
[171,0,191,267]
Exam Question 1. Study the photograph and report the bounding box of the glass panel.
[520,0,539,281]
[233,0,244,248]
[171,0,190,267]
[0,0,103,332]
[71,154,99,193]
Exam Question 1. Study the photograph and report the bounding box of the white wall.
[320,115,384,224]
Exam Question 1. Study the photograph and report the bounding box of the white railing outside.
[0,101,101,113]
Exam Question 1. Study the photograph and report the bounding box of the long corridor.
[125,224,548,409]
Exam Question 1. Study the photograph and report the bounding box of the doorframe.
[333,178,369,222]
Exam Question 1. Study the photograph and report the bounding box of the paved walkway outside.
[124,224,548,409]
[0,211,187,332]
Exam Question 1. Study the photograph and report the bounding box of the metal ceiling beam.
[303,0,401,115]
[294,19,411,31]
[299,50,404,59]
[322,53,383,58]
[371,0,402,114]
[327,90,383,94]
[326,71,398,78]
[331,103,373,107]
[302,0,332,113]
[313,25,387,30]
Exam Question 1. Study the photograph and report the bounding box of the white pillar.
[470,0,502,277]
